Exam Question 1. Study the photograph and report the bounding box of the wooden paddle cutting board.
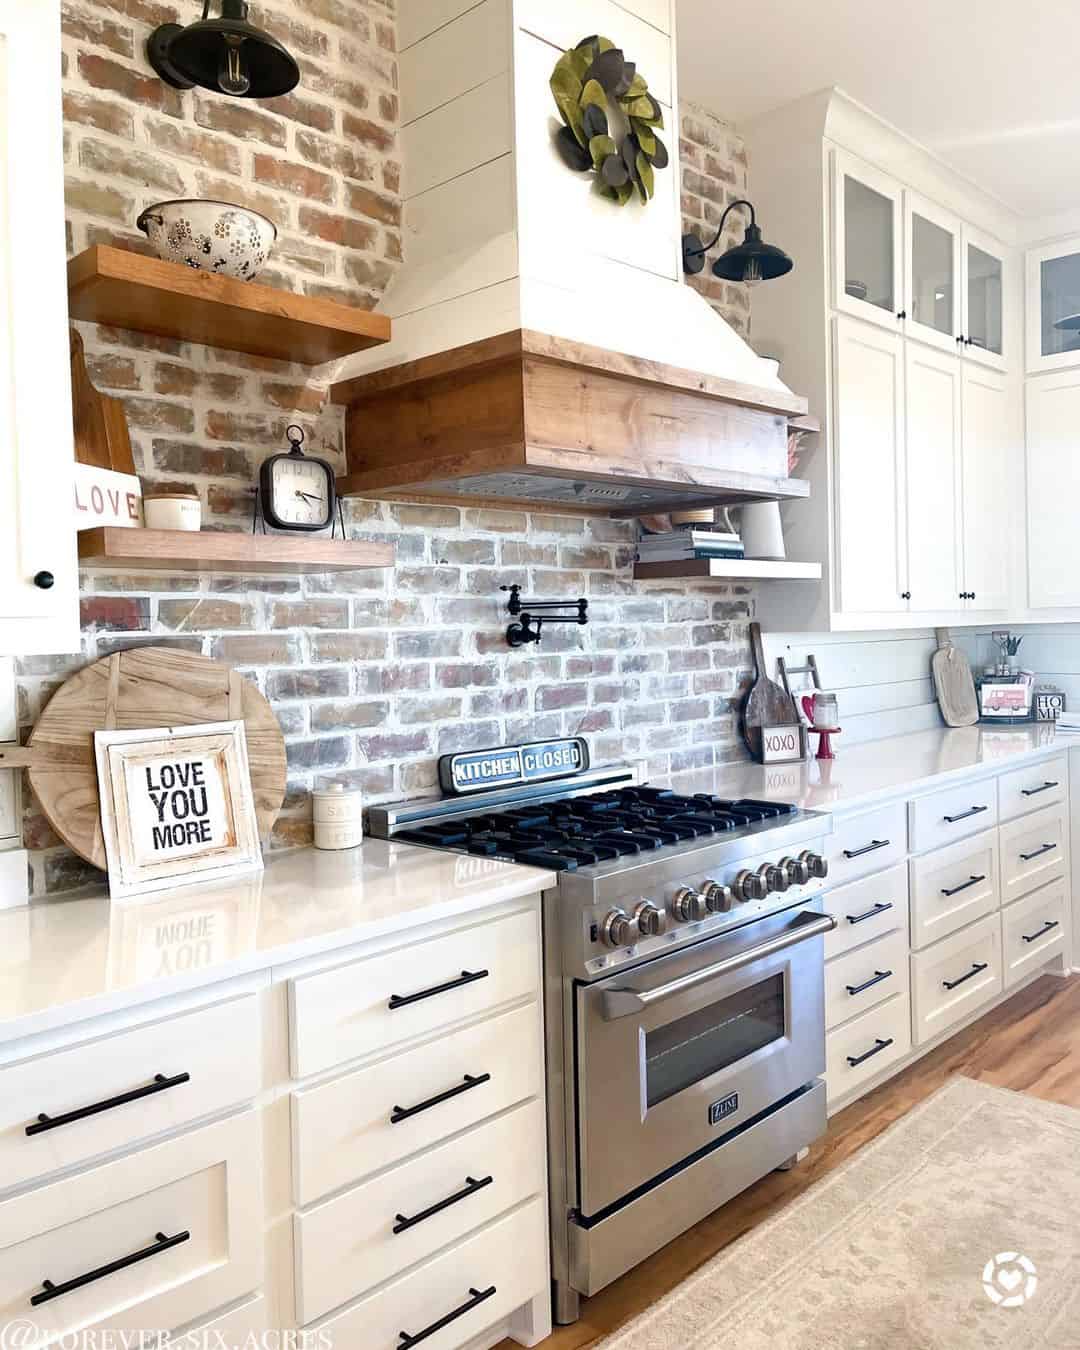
[740,622,799,757]
[16,647,287,870]
[932,627,979,727]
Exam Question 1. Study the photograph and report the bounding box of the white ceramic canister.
[739,501,786,560]
[144,490,202,532]
[312,782,364,850]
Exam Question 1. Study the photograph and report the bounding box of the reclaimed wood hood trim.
[330,329,808,418]
[332,329,811,514]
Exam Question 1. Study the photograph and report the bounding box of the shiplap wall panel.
[394,155,517,315]
[402,73,513,199]
[400,0,510,125]
[764,629,945,746]
[515,31,677,284]
[399,0,484,51]
[611,0,672,34]
[369,278,522,368]
[516,0,673,106]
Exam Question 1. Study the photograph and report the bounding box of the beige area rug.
[602,1077,1080,1349]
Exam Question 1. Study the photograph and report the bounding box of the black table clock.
[255,425,341,534]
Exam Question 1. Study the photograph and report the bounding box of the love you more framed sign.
[94,721,263,899]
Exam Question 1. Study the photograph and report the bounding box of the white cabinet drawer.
[0,995,259,1194]
[999,802,1068,905]
[173,1294,268,1348]
[0,1113,260,1349]
[317,1197,546,1348]
[911,913,1003,1046]
[825,993,911,1104]
[997,756,1067,822]
[1002,880,1067,989]
[823,803,908,884]
[909,828,999,950]
[908,778,998,853]
[289,906,539,1079]
[296,1099,545,1324]
[820,864,908,960]
[824,930,909,1032]
[292,1001,542,1206]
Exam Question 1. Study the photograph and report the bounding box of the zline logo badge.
[982,1252,1038,1307]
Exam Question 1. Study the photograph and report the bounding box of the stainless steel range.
[368,740,835,1325]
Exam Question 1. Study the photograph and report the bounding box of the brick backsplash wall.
[19,34,758,895]
[680,104,752,337]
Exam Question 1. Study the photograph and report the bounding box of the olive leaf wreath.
[549,35,668,205]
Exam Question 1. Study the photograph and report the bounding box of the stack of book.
[637,529,745,563]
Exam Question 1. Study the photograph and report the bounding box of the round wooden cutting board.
[27,647,287,870]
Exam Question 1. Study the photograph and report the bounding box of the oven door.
[575,908,832,1217]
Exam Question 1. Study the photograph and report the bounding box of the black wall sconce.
[148,0,300,99]
[682,199,793,284]
[501,585,588,648]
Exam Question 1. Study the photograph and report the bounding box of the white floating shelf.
[634,559,823,582]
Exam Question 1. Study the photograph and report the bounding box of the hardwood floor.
[506,972,1080,1350]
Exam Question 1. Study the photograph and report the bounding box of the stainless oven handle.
[601,911,836,1020]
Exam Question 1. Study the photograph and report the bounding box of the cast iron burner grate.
[397,787,798,871]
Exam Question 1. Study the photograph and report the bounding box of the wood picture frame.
[759,722,808,765]
[94,721,262,900]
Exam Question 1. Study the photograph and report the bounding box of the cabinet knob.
[33,571,55,590]
[897,310,907,320]
[901,591,911,600]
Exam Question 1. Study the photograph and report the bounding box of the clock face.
[266,453,334,530]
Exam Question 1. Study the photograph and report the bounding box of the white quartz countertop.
[663,723,1070,815]
[0,841,554,1044]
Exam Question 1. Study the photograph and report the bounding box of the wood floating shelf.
[68,246,391,365]
[634,559,823,582]
[78,528,394,576]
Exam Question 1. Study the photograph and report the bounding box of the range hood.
[329,0,810,515]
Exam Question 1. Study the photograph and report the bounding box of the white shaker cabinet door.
[904,342,963,613]
[0,0,78,655]
[961,364,1014,613]
[832,316,908,615]
[1026,369,1080,610]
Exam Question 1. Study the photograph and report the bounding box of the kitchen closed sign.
[440,737,590,794]
[94,721,262,899]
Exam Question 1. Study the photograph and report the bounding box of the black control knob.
[33,571,55,590]
[781,855,810,886]
[734,869,768,903]
[799,850,829,880]
[764,863,790,893]
[702,879,736,913]
[634,902,667,937]
[671,887,707,922]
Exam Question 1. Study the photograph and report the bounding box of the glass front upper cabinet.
[963,225,1007,371]
[903,193,961,354]
[1027,235,1080,373]
[833,149,903,330]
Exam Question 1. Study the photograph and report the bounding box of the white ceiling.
[676,0,1080,220]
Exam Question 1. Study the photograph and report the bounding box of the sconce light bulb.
[218,36,251,96]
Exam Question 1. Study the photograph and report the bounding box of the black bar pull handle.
[846,969,893,997]
[943,805,989,823]
[398,1285,497,1348]
[390,1073,491,1125]
[393,1175,493,1235]
[846,1037,894,1068]
[942,961,989,991]
[31,1230,190,1307]
[1022,920,1060,944]
[1019,843,1057,862]
[842,839,890,860]
[941,874,985,898]
[388,969,489,1011]
[26,1072,191,1137]
[1021,781,1059,797]
[846,901,893,926]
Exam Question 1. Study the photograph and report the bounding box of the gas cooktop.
[391,785,800,872]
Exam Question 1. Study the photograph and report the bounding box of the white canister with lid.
[312,782,364,850]
[144,490,202,532]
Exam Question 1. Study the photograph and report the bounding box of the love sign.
[95,721,262,900]
[73,464,143,531]
[760,722,807,765]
